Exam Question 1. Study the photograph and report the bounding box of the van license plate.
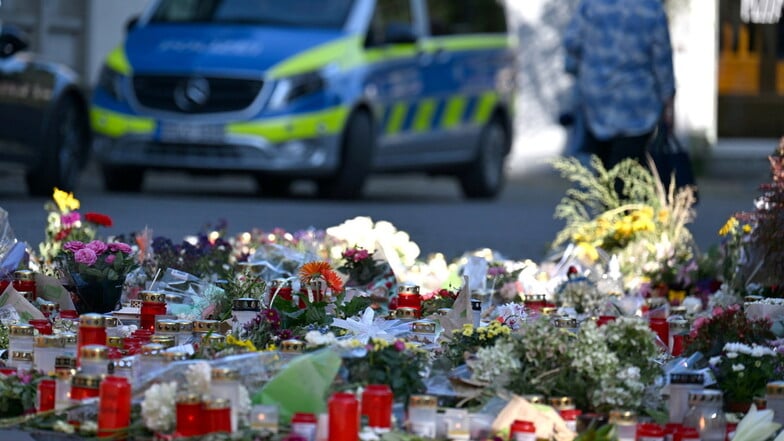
[159,122,224,143]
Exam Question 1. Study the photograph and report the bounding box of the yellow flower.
[742,224,752,234]
[226,334,258,351]
[576,242,599,262]
[668,290,686,304]
[719,217,739,236]
[657,209,670,224]
[266,343,278,351]
[52,187,80,213]
[462,328,474,337]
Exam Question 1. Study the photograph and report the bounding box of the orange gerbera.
[299,261,344,293]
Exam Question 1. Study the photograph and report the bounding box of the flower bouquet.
[709,342,783,411]
[60,239,136,313]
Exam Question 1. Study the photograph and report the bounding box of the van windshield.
[149,0,355,29]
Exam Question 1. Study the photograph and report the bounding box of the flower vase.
[70,273,123,314]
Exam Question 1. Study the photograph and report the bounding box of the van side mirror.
[383,23,417,45]
[0,24,29,58]
[126,15,140,33]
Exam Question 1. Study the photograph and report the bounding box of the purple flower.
[63,241,85,252]
[488,266,506,277]
[60,212,81,226]
[393,340,406,351]
[105,254,116,264]
[107,242,132,254]
[85,239,108,255]
[74,248,98,266]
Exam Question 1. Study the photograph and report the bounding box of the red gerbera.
[299,261,344,293]
[85,212,113,227]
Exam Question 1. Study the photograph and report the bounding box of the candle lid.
[102,316,118,328]
[549,396,574,409]
[522,394,545,405]
[139,291,166,303]
[35,335,64,348]
[150,335,176,348]
[670,372,704,384]
[767,381,784,396]
[670,305,688,315]
[14,269,35,281]
[541,307,558,316]
[270,279,293,289]
[668,318,690,333]
[745,295,764,303]
[55,355,77,370]
[129,299,143,308]
[175,320,194,333]
[280,339,305,353]
[176,392,202,404]
[608,409,636,424]
[211,367,240,381]
[17,291,34,301]
[79,313,106,328]
[106,336,124,348]
[204,397,231,410]
[72,373,102,390]
[411,320,436,333]
[38,302,59,314]
[511,420,536,433]
[115,357,134,371]
[408,394,437,408]
[11,351,33,362]
[233,297,261,312]
[140,343,166,357]
[395,307,418,319]
[80,344,109,360]
[9,324,34,336]
[165,293,185,304]
[55,368,75,381]
[436,307,452,316]
[397,285,420,295]
[553,317,578,329]
[162,351,188,362]
[156,320,179,333]
[60,332,77,345]
[193,319,220,333]
[205,334,226,345]
[645,297,668,308]
[687,390,723,404]
[524,294,546,302]
[291,412,318,423]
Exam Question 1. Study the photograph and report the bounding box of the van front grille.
[132,75,263,114]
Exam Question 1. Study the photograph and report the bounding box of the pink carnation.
[74,248,98,266]
[107,242,132,254]
[63,241,85,252]
[105,254,116,265]
[60,212,81,227]
[85,240,108,255]
[354,249,370,261]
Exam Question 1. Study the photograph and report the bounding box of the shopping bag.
[647,126,698,198]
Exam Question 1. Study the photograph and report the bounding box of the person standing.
[563,0,676,171]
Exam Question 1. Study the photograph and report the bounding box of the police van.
[91,0,517,199]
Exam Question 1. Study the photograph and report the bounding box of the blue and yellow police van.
[90,0,518,198]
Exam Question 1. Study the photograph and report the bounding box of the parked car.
[91,0,517,199]
[0,24,91,196]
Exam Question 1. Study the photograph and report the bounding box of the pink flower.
[105,254,116,264]
[60,212,81,226]
[63,241,85,252]
[420,291,436,301]
[107,242,132,254]
[354,249,370,261]
[85,240,108,255]
[74,248,97,266]
[712,306,724,316]
[393,340,406,351]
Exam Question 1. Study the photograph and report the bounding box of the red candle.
[139,291,167,332]
[596,315,616,327]
[509,420,536,441]
[37,379,56,412]
[291,413,318,440]
[362,384,393,429]
[70,373,101,401]
[60,310,79,320]
[328,392,359,441]
[397,286,422,317]
[29,319,53,336]
[13,270,36,300]
[649,317,669,347]
[205,398,232,434]
[176,394,205,437]
[637,423,665,441]
[98,376,131,438]
[78,314,107,365]
[0,279,10,294]
[523,294,547,313]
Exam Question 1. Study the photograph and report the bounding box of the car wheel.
[458,115,509,199]
[255,175,291,198]
[102,165,144,192]
[26,95,89,196]
[317,110,373,199]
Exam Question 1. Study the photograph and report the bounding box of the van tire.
[317,110,373,199]
[26,95,90,196]
[459,116,509,199]
[103,166,144,192]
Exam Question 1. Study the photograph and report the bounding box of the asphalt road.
[0,151,768,263]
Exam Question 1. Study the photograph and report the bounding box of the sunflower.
[299,261,344,293]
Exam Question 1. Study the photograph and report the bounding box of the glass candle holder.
[444,408,470,441]
[668,318,689,357]
[175,319,195,346]
[251,404,279,434]
[55,368,74,410]
[767,381,784,425]
[176,393,205,437]
[269,279,294,305]
[648,317,669,347]
[13,269,36,299]
[79,344,111,375]
[291,412,318,441]
[9,324,35,357]
[61,332,78,357]
[98,376,131,439]
[549,396,575,411]
[193,319,220,342]
[205,398,232,434]
[396,285,422,317]
[328,392,359,441]
[78,313,107,358]
[683,390,725,441]
[637,423,665,441]
[11,351,34,371]
[139,291,167,332]
[71,373,101,401]
[510,420,536,441]
[407,395,437,438]
[232,297,261,334]
[211,367,241,432]
[37,378,56,412]
[138,343,166,374]
[362,384,393,430]
[38,301,59,319]
[668,372,704,424]
[609,410,637,441]
[34,334,65,375]
[155,319,180,344]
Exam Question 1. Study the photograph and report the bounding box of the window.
[365,0,414,47]
[426,0,507,36]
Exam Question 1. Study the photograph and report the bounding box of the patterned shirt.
[563,0,675,140]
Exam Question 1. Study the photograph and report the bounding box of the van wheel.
[26,95,89,196]
[255,175,291,198]
[458,116,509,199]
[317,111,373,199]
[102,166,144,192]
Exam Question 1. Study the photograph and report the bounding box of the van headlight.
[267,71,325,110]
[97,65,126,102]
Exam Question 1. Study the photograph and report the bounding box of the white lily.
[330,306,411,344]
[731,404,781,441]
